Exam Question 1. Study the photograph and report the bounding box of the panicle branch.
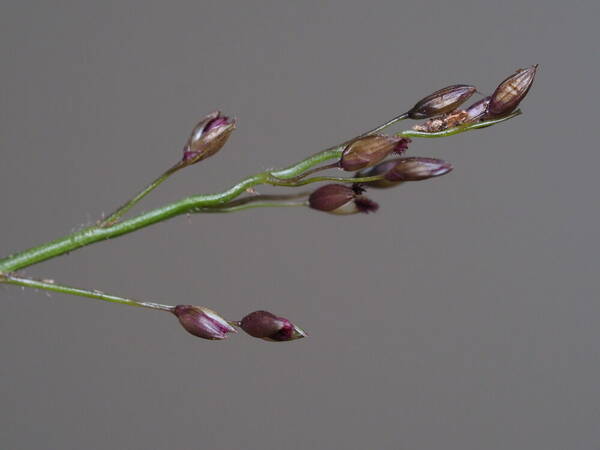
[0,65,538,343]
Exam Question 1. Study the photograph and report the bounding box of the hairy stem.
[0,152,339,273]
[2,273,173,311]
[0,112,519,275]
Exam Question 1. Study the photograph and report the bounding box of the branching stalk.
[3,273,174,312]
[99,162,184,227]
[0,64,538,342]
[0,114,521,277]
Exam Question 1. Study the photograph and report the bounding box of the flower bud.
[182,112,236,165]
[239,310,307,342]
[172,305,237,340]
[464,96,491,122]
[340,135,410,172]
[385,157,453,182]
[487,65,537,117]
[308,184,379,214]
[354,159,402,188]
[407,84,477,119]
[356,157,453,187]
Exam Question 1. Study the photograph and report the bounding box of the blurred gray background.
[1,1,598,449]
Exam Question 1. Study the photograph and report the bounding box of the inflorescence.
[0,65,537,342]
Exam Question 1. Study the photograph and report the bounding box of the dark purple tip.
[352,184,366,195]
[205,115,232,132]
[393,137,412,154]
[354,197,379,213]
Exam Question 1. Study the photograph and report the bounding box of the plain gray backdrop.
[1,1,599,449]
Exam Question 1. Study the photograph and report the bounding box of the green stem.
[0,150,342,273]
[193,192,310,213]
[99,162,183,227]
[2,273,173,312]
[365,112,409,136]
[398,111,521,139]
[274,162,340,184]
[197,200,308,213]
[320,112,410,152]
[269,148,344,179]
[0,110,520,275]
[268,174,384,187]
